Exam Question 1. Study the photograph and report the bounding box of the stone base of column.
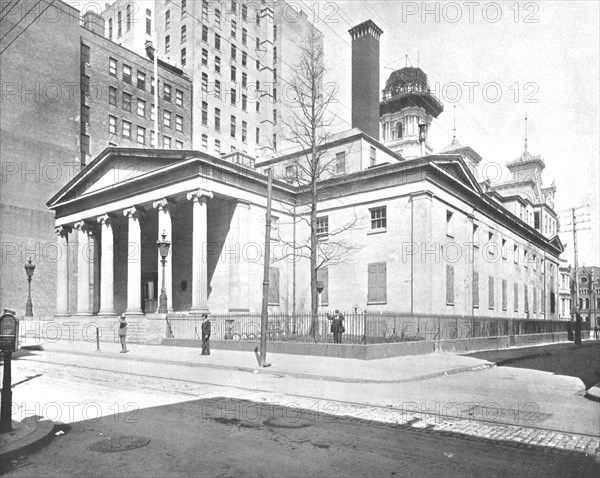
[190,306,210,314]
[125,310,145,316]
[54,313,71,318]
[97,311,116,316]
[74,312,93,317]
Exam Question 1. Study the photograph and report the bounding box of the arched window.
[585,298,590,310]
[108,18,113,39]
[145,9,151,35]
[395,122,403,139]
[126,4,132,31]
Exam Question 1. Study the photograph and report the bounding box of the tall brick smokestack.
[349,20,383,140]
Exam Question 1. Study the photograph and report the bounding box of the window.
[370,206,386,230]
[122,120,131,138]
[268,267,280,304]
[202,48,208,66]
[231,20,237,38]
[534,211,540,230]
[489,276,495,309]
[150,130,155,147]
[175,140,183,150]
[109,86,117,106]
[181,48,187,66]
[524,284,529,312]
[137,98,146,117]
[230,115,236,138]
[501,238,507,259]
[165,35,171,53]
[117,11,122,37]
[181,24,187,43]
[163,135,171,149]
[273,46,277,61]
[487,230,495,257]
[215,56,221,73]
[446,211,454,237]
[175,89,183,107]
[165,9,170,29]
[201,73,208,91]
[368,263,387,303]
[514,283,519,312]
[215,108,221,131]
[272,133,277,151]
[109,115,117,134]
[202,0,208,21]
[242,3,247,20]
[201,134,208,151]
[164,84,172,102]
[256,37,260,50]
[215,7,221,27]
[109,58,117,77]
[145,11,151,35]
[370,146,376,167]
[176,115,183,132]
[256,59,260,70]
[513,244,519,263]
[256,127,260,144]
[202,101,208,126]
[202,25,208,42]
[151,77,155,94]
[502,279,507,310]
[242,120,247,143]
[230,88,236,105]
[215,79,221,98]
[256,100,260,113]
[473,272,479,308]
[81,134,90,156]
[108,18,113,39]
[137,71,146,90]
[151,104,155,121]
[242,28,247,45]
[472,223,479,247]
[81,74,90,97]
[122,92,132,112]
[126,4,132,31]
[231,65,237,81]
[285,164,296,181]
[181,0,186,17]
[446,265,454,305]
[273,108,277,123]
[163,110,171,128]
[550,291,556,314]
[533,286,538,313]
[122,64,132,84]
[242,72,247,88]
[215,33,221,50]
[215,139,221,154]
[231,44,237,61]
[137,126,146,145]
[317,267,329,305]
[273,25,277,41]
[335,152,346,174]
[317,216,329,237]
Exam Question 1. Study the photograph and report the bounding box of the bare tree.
[274,29,361,338]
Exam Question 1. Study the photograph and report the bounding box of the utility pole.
[259,170,273,367]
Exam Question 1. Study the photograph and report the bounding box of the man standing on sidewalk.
[118,315,129,353]
[201,314,211,355]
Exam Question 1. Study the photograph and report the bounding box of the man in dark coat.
[331,310,345,344]
[201,314,211,355]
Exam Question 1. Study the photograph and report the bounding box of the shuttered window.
[524,284,529,312]
[268,267,279,305]
[317,267,329,306]
[473,272,479,308]
[514,283,519,312]
[368,263,386,303]
[502,279,507,310]
[488,276,495,309]
[446,265,454,305]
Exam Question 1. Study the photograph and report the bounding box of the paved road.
[2,360,598,478]
[466,341,600,388]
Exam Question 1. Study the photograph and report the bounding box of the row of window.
[107,4,137,40]
[108,58,185,107]
[108,115,184,149]
[446,266,556,314]
[578,298,600,310]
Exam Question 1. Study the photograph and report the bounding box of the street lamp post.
[156,231,171,314]
[24,258,35,317]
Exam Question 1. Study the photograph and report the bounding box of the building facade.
[558,265,572,320]
[576,266,600,326]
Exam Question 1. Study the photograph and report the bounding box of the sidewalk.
[26,339,495,384]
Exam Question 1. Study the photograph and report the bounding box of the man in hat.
[118,314,129,353]
[331,310,345,344]
[201,314,211,355]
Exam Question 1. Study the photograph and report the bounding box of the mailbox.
[0,312,19,352]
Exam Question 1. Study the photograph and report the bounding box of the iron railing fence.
[164,311,579,344]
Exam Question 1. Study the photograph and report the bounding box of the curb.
[41,347,493,384]
[0,417,56,464]
[585,384,600,403]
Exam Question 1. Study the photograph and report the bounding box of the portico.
[46,148,295,320]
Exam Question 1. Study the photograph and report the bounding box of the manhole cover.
[89,436,150,452]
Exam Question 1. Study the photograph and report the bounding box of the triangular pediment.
[549,234,565,253]
[431,156,482,194]
[48,148,190,208]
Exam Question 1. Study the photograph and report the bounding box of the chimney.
[83,10,105,35]
[349,20,383,141]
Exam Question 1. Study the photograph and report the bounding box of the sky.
[290,0,599,267]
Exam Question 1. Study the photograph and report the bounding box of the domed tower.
[380,67,443,159]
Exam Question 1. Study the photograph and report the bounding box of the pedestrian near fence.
[118,314,129,353]
[201,314,211,355]
[328,310,345,344]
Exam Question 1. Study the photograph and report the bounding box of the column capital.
[97,213,116,226]
[234,199,251,209]
[153,197,177,212]
[187,189,214,203]
[55,225,72,237]
[73,220,96,234]
[123,206,145,219]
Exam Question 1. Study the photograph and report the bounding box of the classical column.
[97,214,115,316]
[152,198,176,312]
[73,221,93,315]
[55,225,71,317]
[187,189,213,312]
[229,200,250,312]
[124,206,145,315]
